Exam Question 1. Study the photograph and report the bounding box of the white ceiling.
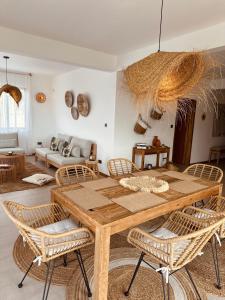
[0,52,77,75]
[0,0,225,55]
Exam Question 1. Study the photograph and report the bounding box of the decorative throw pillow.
[62,145,73,157]
[50,137,59,151]
[58,141,68,154]
[22,174,54,186]
[71,146,81,158]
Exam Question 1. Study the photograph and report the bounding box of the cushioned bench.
[0,132,25,154]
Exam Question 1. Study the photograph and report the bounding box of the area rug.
[13,234,208,300]
[0,162,55,194]
[188,241,225,297]
[66,248,207,300]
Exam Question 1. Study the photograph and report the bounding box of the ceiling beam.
[0,26,117,71]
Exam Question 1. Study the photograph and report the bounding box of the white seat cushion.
[47,153,86,165]
[36,147,59,157]
[0,147,24,154]
[22,174,54,186]
[30,218,91,257]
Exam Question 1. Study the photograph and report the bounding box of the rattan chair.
[183,163,223,183]
[2,201,94,300]
[183,200,225,289]
[124,210,225,300]
[107,158,139,177]
[55,164,97,186]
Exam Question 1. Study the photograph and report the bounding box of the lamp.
[0,56,22,106]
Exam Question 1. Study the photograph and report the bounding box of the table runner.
[80,177,118,190]
[162,170,197,181]
[169,181,207,194]
[132,170,162,177]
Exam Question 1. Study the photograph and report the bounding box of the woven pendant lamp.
[0,56,22,106]
[124,0,217,110]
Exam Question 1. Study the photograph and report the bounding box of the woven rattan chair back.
[128,211,225,271]
[107,158,139,177]
[1,201,93,262]
[183,163,223,183]
[55,164,97,186]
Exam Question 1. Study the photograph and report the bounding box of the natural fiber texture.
[183,163,223,183]
[127,210,225,271]
[2,201,94,262]
[0,162,55,194]
[55,164,97,186]
[107,158,139,177]
[124,51,217,109]
[13,234,131,285]
[66,247,207,300]
[0,84,22,105]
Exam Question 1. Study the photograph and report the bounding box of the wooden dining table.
[51,169,222,300]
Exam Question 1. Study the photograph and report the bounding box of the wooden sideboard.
[132,146,170,170]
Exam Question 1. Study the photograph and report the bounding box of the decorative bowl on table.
[119,176,169,193]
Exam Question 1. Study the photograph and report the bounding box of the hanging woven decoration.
[0,56,22,106]
[124,0,218,111]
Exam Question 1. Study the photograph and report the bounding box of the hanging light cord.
[158,0,164,52]
[3,56,9,84]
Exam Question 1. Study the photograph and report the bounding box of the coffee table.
[0,165,16,184]
[0,153,25,175]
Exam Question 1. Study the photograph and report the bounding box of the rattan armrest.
[36,226,94,239]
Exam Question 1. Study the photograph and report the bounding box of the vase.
[152,136,161,147]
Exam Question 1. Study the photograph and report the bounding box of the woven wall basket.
[0,84,22,105]
[124,51,215,107]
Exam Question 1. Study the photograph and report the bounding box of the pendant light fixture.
[124,0,217,111]
[0,56,22,106]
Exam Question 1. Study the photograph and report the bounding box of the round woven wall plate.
[65,91,74,107]
[35,92,46,103]
[77,94,90,117]
[71,106,79,120]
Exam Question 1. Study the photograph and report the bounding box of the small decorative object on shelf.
[7,151,14,156]
[152,136,161,147]
[119,176,169,193]
[136,143,148,149]
[146,163,152,170]
[89,154,96,161]
[36,92,46,103]
[77,94,90,117]
[37,141,43,148]
[71,106,79,120]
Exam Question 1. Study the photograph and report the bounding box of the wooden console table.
[0,153,25,175]
[132,146,170,170]
[209,146,225,165]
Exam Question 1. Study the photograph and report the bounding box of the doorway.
[172,99,196,166]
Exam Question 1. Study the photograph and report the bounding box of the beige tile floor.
[0,157,225,300]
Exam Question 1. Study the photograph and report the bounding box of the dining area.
[2,159,225,300]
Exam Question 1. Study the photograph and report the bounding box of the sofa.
[35,133,97,168]
[0,132,25,154]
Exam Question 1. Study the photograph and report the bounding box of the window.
[0,89,25,129]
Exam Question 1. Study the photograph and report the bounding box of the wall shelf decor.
[71,106,79,120]
[77,94,90,117]
[35,92,46,103]
[65,91,74,107]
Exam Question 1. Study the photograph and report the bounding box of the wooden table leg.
[141,152,145,170]
[156,153,160,168]
[132,149,135,164]
[93,226,111,300]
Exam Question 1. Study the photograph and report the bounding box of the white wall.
[113,72,176,168]
[52,68,117,173]
[30,74,55,150]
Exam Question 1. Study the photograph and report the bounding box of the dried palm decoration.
[0,56,22,106]
[123,0,219,112]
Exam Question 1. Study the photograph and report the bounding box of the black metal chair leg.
[75,250,92,298]
[159,264,166,300]
[42,260,55,300]
[18,257,35,288]
[63,254,68,267]
[124,252,145,297]
[211,237,222,289]
[184,266,202,300]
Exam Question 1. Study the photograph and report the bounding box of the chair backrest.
[107,158,139,177]
[183,163,223,183]
[55,164,97,186]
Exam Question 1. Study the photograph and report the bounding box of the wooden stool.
[0,165,16,184]
[85,160,99,175]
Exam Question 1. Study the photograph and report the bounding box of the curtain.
[0,73,32,154]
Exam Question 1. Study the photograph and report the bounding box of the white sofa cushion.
[58,133,72,143]
[39,218,78,234]
[22,174,54,186]
[36,147,59,157]
[70,137,92,157]
[71,146,81,157]
[0,147,24,154]
[47,153,86,165]
[0,132,18,148]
